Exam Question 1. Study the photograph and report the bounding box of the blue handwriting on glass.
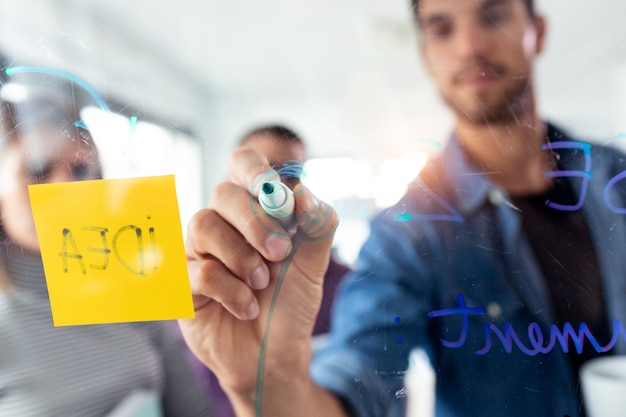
[4,66,138,151]
[396,140,626,221]
[428,293,625,356]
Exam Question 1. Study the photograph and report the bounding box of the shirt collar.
[438,122,570,217]
[437,131,495,217]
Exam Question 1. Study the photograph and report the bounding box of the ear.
[533,15,547,55]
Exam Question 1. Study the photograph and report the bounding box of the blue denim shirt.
[311,124,626,417]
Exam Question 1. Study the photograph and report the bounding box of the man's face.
[242,134,307,189]
[418,0,545,125]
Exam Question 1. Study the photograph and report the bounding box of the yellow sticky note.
[28,175,194,326]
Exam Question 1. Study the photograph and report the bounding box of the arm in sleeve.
[312,213,439,417]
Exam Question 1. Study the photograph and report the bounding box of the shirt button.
[487,302,502,319]
[488,189,504,206]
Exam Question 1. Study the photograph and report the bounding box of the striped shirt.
[0,240,213,417]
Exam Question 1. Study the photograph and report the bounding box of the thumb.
[291,184,338,273]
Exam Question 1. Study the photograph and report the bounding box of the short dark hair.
[238,124,305,147]
[410,0,535,20]
[238,124,307,183]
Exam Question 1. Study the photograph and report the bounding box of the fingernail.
[249,265,269,290]
[265,234,291,259]
[244,300,259,320]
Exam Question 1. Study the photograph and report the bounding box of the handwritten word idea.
[428,293,625,356]
[29,175,194,326]
[60,222,157,276]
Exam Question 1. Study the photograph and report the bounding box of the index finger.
[228,147,280,196]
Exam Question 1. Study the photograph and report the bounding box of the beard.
[441,59,533,126]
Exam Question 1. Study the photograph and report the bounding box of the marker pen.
[258,180,294,220]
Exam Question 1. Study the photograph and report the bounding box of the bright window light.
[302,152,429,266]
[0,83,30,102]
[80,106,204,234]
[302,157,373,202]
[374,152,428,208]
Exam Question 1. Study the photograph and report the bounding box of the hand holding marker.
[259,180,295,220]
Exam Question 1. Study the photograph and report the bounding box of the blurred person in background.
[185,124,350,417]
[236,124,350,337]
[0,82,213,417]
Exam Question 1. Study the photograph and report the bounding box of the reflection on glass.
[0,73,212,416]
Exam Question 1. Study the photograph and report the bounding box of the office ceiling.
[0,0,625,184]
